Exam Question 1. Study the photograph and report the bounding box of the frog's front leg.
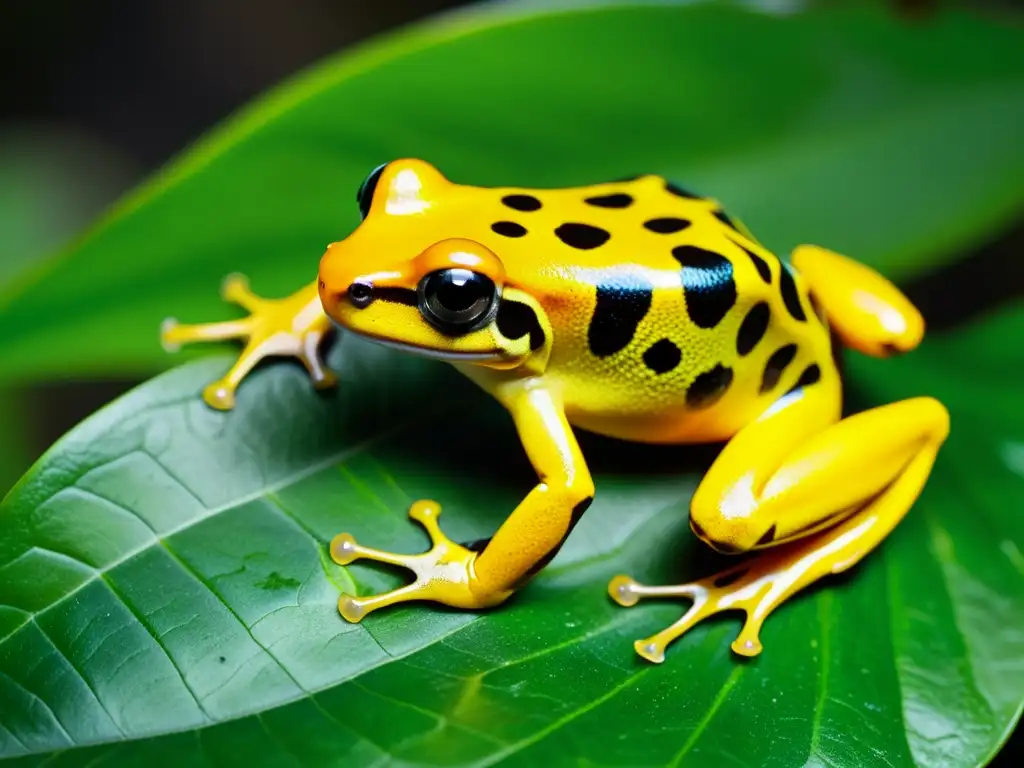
[161,276,336,410]
[330,383,595,619]
[610,382,949,663]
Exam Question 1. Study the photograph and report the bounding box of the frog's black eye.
[356,163,388,219]
[417,268,500,335]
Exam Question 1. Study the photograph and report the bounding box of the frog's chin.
[340,325,507,363]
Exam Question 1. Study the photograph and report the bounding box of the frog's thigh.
[689,379,842,553]
[610,391,950,662]
[691,387,950,553]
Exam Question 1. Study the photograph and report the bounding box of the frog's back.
[457,174,838,444]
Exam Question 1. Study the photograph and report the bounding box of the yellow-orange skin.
[163,158,948,663]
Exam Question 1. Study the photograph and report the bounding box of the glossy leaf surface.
[0,2,1021,380]
[1,303,1023,766]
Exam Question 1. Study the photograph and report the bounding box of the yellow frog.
[161,159,949,663]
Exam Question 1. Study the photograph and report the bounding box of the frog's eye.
[356,163,388,219]
[417,268,500,335]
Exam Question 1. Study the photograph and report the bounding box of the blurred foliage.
[0,126,135,287]
[0,0,1022,766]
[0,127,135,495]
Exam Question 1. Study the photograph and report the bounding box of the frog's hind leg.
[609,382,949,663]
[161,276,336,410]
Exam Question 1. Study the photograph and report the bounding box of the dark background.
[1,0,476,460]
[1,0,1020,764]
[1,1,471,169]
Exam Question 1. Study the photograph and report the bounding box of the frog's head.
[318,159,546,368]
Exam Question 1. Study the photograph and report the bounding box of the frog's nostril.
[348,281,374,309]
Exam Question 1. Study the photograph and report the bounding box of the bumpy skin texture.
[319,161,834,445]
[163,158,948,663]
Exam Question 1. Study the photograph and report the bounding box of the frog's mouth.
[340,325,506,362]
[320,277,526,364]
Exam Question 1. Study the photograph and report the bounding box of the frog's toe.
[203,380,237,411]
[730,626,764,658]
[634,639,667,665]
[607,574,643,607]
[160,318,182,352]
[338,593,367,623]
[329,501,507,622]
[220,272,250,298]
[297,330,338,389]
[312,367,339,389]
[219,272,266,312]
[329,533,360,566]
[608,562,773,663]
[338,593,363,622]
[337,583,426,623]
[329,532,413,569]
[329,500,450,574]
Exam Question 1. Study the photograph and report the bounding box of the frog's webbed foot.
[330,501,511,622]
[160,275,335,410]
[612,381,949,665]
[609,543,823,663]
[610,557,786,663]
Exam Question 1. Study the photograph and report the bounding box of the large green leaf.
[1,300,1022,766]
[0,1,1021,381]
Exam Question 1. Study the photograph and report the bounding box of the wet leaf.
[2,302,1022,766]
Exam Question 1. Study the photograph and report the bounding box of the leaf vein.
[33,620,127,738]
[669,664,745,766]
[1,422,404,643]
[157,540,308,696]
[469,667,653,767]
[349,679,507,749]
[807,590,833,762]
[99,574,213,721]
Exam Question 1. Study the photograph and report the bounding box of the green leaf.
[0,1,1021,381]
[2,299,1023,766]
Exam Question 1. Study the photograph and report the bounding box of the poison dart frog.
[161,159,949,663]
